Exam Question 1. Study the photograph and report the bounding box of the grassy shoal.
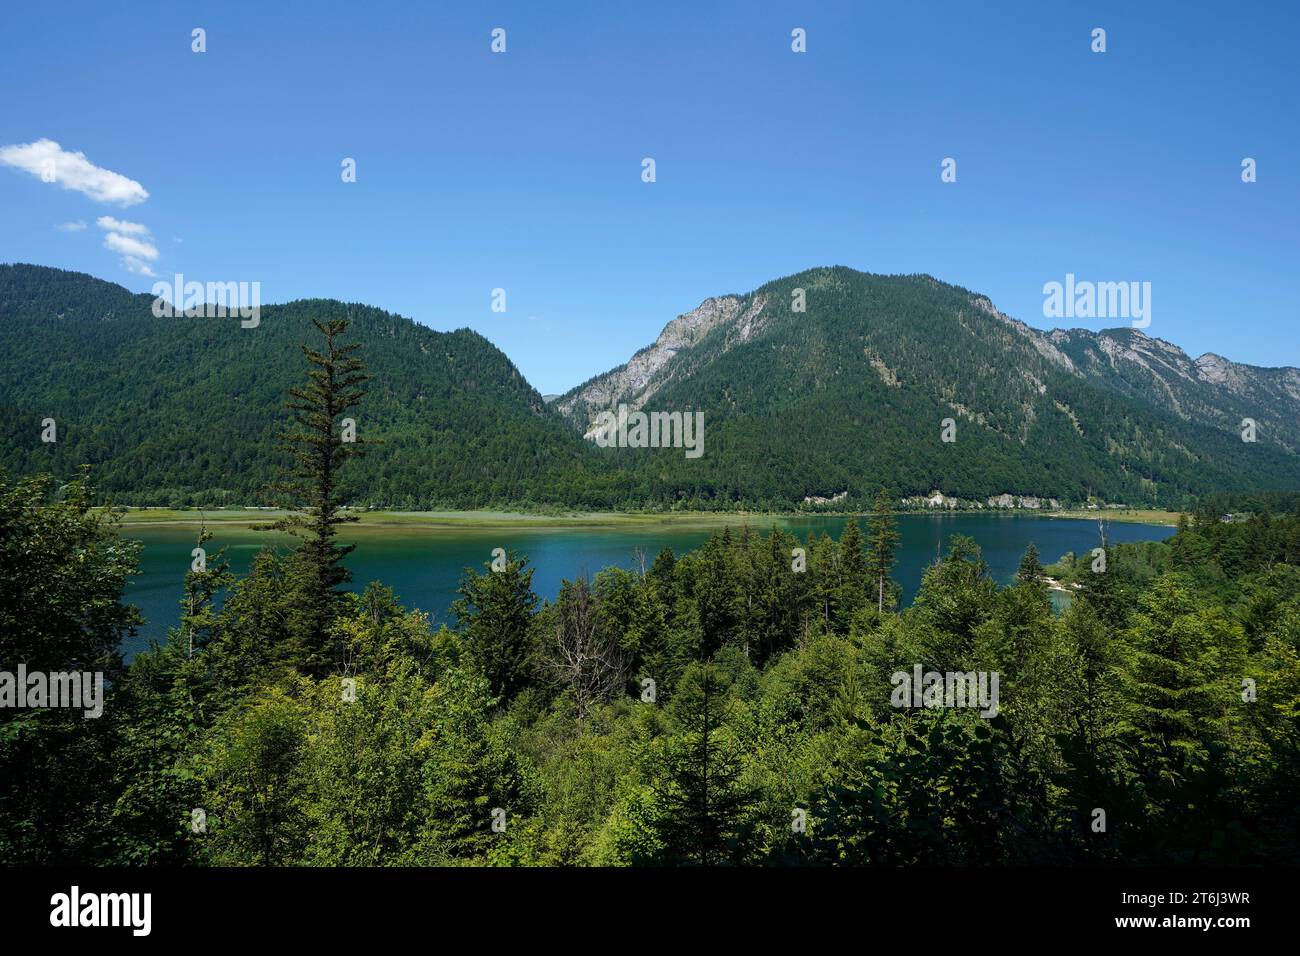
[109,508,762,532]
[1041,508,1181,526]
[108,506,1183,531]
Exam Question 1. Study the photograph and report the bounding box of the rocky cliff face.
[557,293,768,430]
[1037,326,1300,452]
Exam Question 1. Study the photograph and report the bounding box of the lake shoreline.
[107,506,1183,531]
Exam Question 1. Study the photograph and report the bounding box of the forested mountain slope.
[558,266,1300,508]
[1045,326,1300,454]
[0,264,613,507]
[3,263,1297,509]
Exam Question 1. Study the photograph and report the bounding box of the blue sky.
[1,0,1296,394]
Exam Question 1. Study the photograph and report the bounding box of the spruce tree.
[1120,574,1234,784]
[695,533,741,656]
[1016,542,1045,587]
[1056,599,1130,856]
[651,663,754,865]
[451,550,538,700]
[272,317,370,676]
[649,546,677,595]
[865,490,901,613]
[835,518,869,629]
[808,531,839,631]
[181,523,234,660]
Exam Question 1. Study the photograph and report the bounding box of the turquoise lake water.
[119,513,1173,659]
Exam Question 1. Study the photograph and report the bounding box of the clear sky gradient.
[1,1,1296,394]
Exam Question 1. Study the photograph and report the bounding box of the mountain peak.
[1194,351,1236,386]
[557,292,768,420]
[548,266,1300,504]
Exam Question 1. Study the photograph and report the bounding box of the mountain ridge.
[0,263,615,509]
[3,262,1298,510]
[561,275,1298,427]
[554,265,1300,506]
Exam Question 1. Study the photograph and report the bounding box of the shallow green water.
[120,513,1172,659]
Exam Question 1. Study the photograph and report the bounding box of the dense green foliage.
[0,264,612,509]
[3,470,1297,865]
[5,263,1299,511]
[0,471,140,863]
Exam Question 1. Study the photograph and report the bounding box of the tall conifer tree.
[865,490,901,613]
[651,663,754,865]
[273,317,369,675]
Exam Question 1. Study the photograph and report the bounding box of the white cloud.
[96,215,150,235]
[96,216,159,276]
[103,231,159,261]
[0,138,149,206]
[54,220,87,231]
[121,256,157,277]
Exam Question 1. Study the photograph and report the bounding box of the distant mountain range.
[555,266,1300,507]
[2,263,1297,510]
